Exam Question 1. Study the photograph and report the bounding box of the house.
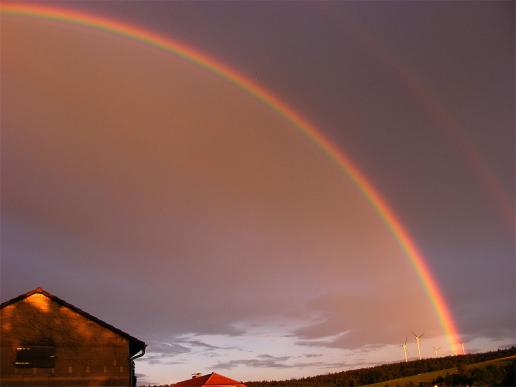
[0,287,146,386]
[173,372,246,387]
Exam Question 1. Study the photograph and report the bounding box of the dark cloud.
[141,336,238,365]
[140,354,187,366]
[257,354,290,360]
[213,356,329,371]
[148,341,191,356]
[214,358,290,370]
[176,338,236,352]
[140,340,191,365]
[141,353,181,366]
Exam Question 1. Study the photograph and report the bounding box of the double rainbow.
[1,2,461,352]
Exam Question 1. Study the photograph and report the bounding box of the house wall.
[0,293,131,386]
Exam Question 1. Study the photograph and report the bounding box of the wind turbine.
[402,338,408,363]
[433,346,441,357]
[412,331,424,360]
[451,342,466,355]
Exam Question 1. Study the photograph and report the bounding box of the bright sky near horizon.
[1,1,514,385]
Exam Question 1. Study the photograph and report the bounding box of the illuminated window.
[85,366,91,373]
[68,366,73,374]
[120,366,124,373]
[15,346,55,368]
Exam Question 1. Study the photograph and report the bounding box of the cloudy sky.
[1,1,514,385]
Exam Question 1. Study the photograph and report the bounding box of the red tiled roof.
[174,373,246,387]
[0,287,146,357]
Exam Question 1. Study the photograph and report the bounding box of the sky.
[0,1,514,385]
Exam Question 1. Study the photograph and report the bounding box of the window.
[15,346,56,368]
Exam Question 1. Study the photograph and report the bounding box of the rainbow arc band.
[1,2,461,353]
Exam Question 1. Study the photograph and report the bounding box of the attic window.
[15,345,56,368]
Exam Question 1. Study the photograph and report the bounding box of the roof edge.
[1,287,146,356]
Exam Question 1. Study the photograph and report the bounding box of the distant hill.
[246,347,516,387]
[361,354,515,387]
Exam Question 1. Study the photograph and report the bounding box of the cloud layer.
[1,4,514,383]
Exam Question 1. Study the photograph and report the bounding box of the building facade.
[0,287,145,387]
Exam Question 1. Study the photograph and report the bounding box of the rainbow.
[1,2,461,351]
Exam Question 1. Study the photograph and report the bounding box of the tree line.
[246,347,516,387]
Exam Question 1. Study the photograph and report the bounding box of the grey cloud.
[212,354,338,371]
[256,354,291,361]
[176,338,236,352]
[214,359,289,370]
[451,294,515,340]
[140,340,191,364]
[141,336,238,365]
[140,353,187,366]
[213,354,292,370]
[148,341,192,355]
[141,354,166,365]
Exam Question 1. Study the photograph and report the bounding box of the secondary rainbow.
[1,2,461,351]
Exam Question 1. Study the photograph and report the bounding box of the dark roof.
[0,287,146,357]
[174,373,246,387]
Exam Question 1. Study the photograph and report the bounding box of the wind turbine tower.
[413,332,424,360]
[402,338,408,363]
[452,342,466,355]
[433,346,441,357]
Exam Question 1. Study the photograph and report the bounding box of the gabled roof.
[174,373,246,387]
[0,287,146,357]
